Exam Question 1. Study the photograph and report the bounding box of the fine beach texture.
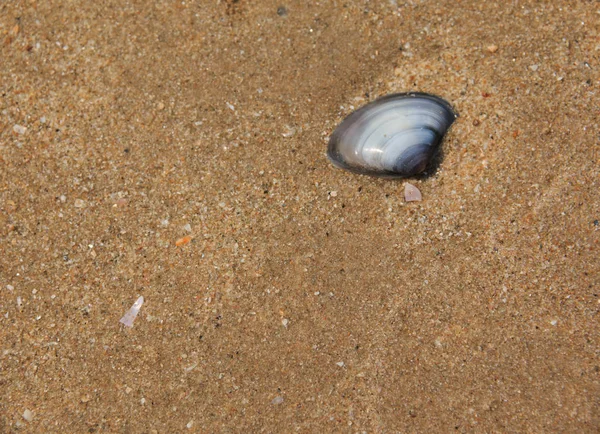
[1,0,599,432]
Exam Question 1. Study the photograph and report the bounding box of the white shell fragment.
[120,296,144,327]
[328,93,457,177]
[404,183,422,202]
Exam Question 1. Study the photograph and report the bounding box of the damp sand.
[1,1,598,432]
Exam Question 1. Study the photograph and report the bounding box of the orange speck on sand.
[176,236,192,247]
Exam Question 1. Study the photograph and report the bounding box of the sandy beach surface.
[1,0,599,432]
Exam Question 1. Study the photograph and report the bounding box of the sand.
[1,0,599,432]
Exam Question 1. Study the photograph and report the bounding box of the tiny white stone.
[17,297,22,307]
[74,199,85,208]
[550,319,558,326]
[226,102,235,111]
[183,223,192,233]
[272,396,284,405]
[336,361,345,367]
[6,285,14,291]
[13,124,26,135]
[282,126,295,137]
[22,409,33,422]
[186,420,194,429]
[330,191,338,197]
[281,318,289,328]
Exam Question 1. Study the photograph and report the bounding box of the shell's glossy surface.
[327,92,457,178]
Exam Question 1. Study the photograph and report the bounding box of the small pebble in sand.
[13,124,26,135]
[282,126,295,138]
[22,409,33,422]
[119,296,144,328]
[487,44,498,53]
[183,223,192,233]
[550,319,558,326]
[336,361,345,367]
[277,6,288,16]
[186,420,194,429]
[114,198,128,207]
[176,236,192,247]
[282,318,289,328]
[404,183,422,202]
[74,199,85,208]
[272,396,284,405]
[7,285,14,291]
[59,195,67,203]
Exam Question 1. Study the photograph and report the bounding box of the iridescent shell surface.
[327,93,457,178]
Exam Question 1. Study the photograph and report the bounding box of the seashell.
[120,296,144,327]
[327,92,457,178]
